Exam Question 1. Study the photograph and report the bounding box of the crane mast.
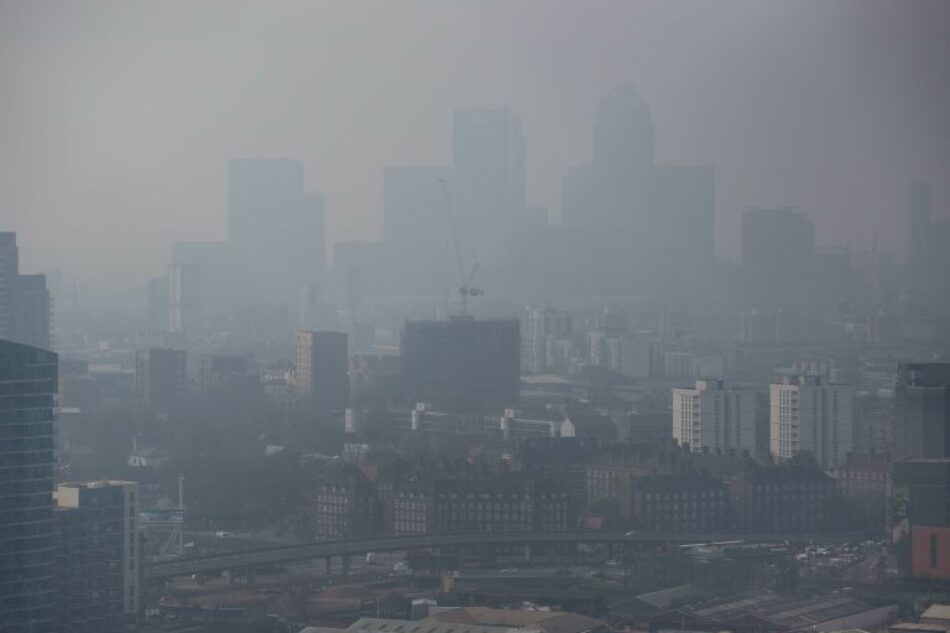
[438,178,482,316]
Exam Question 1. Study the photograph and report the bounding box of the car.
[605,559,621,567]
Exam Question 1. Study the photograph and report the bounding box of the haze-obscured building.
[401,317,519,411]
[228,158,325,308]
[167,263,200,334]
[14,273,51,350]
[295,330,349,411]
[133,348,186,411]
[894,363,950,460]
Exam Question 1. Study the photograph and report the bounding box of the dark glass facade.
[0,339,57,632]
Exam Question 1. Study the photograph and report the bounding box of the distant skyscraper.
[906,181,932,264]
[228,159,325,308]
[295,330,349,411]
[741,207,814,308]
[298,283,323,331]
[0,233,53,349]
[561,83,714,295]
[14,273,51,350]
[382,165,452,296]
[54,480,141,631]
[171,241,229,314]
[770,375,853,470]
[134,348,186,411]
[333,241,378,323]
[894,363,950,460]
[591,80,655,178]
[452,109,526,286]
[673,380,757,455]
[167,263,201,334]
[0,232,18,340]
[146,276,168,332]
[0,339,57,632]
[401,317,520,411]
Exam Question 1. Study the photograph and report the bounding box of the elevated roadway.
[148,530,860,580]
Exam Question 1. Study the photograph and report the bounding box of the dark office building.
[54,481,141,632]
[401,317,520,411]
[295,330,349,411]
[133,348,186,411]
[0,339,57,632]
[894,363,950,460]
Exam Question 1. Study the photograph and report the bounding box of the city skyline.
[2,1,949,295]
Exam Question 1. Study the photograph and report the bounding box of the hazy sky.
[2,0,949,296]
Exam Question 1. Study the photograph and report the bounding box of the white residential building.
[672,379,757,454]
[521,306,572,375]
[770,375,854,469]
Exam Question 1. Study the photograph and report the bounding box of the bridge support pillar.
[247,567,256,585]
[325,556,332,575]
[342,555,351,575]
[523,543,532,563]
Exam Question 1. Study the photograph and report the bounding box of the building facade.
[401,317,520,411]
[295,330,349,411]
[770,375,853,470]
[894,363,950,460]
[0,340,57,632]
[673,380,757,455]
[631,474,730,534]
[312,467,378,541]
[730,460,834,534]
[54,481,141,632]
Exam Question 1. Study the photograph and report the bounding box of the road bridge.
[148,530,860,580]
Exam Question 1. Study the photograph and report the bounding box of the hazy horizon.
[3,0,949,297]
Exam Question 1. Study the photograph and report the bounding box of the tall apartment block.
[770,375,854,470]
[54,481,141,632]
[0,339,57,632]
[673,379,757,455]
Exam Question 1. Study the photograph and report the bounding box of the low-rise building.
[631,473,730,534]
[311,466,379,540]
[730,459,834,534]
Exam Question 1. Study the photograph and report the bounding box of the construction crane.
[438,178,483,317]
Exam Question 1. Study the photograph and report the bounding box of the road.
[149,530,862,580]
